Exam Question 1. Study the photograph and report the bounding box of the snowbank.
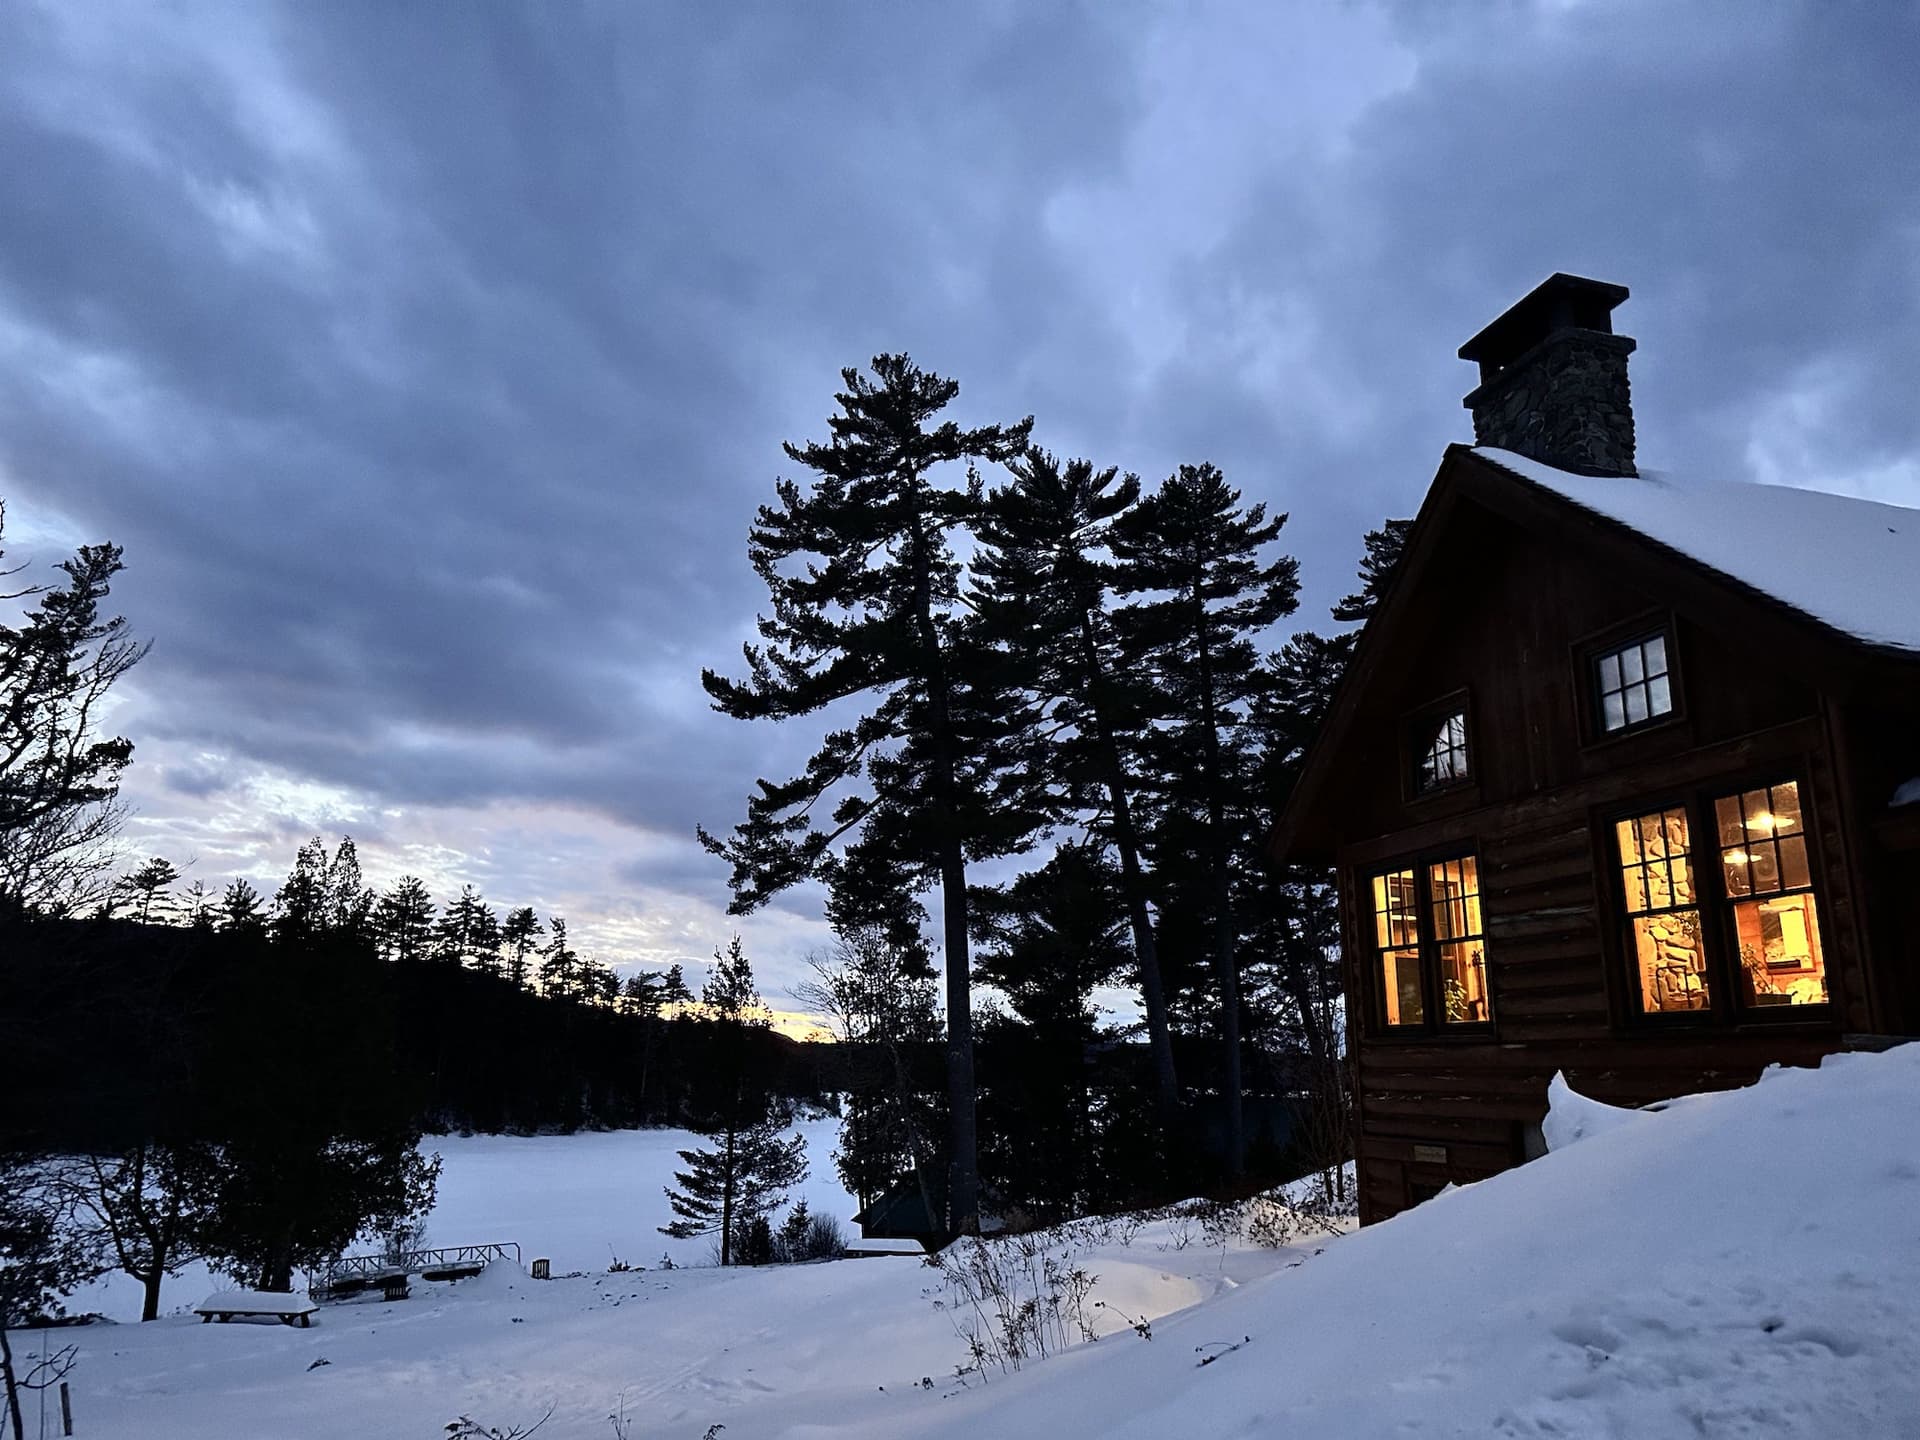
[889,1047,1920,1439]
[1540,1069,1642,1150]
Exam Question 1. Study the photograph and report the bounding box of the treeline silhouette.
[7,863,831,1154]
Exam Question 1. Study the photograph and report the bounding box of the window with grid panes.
[1414,710,1469,792]
[1596,633,1673,734]
[1429,856,1489,1024]
[1371,868,1423,1026]
[1614,806,1708,1013]
[1368,856,1491,1031]
[1713,780,1828,1007]
[1611,778,1831,1020]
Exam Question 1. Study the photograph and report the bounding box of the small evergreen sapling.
[659,940,809,1264]
[660,1109,807,1266]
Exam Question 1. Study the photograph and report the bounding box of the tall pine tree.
[373,876,436,964]
[115,856,180,924]
[972,843,1130,1221]
[538,916,580,1000]
[1242,514,1409,1199]
[973,450,1181,1123]
[500,906,542,989]
[700,356,1032,1233]
[1111,463,1300,1175]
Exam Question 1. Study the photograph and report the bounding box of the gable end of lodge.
[1273,273,1920,1223]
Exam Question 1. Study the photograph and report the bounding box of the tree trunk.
[1271,884,1351,1195]
[260,1222,295,1293]
[720,1113,738,1267]
[1079,618,1180,1122]
[638,1020,655,1122]
[1190,590,1243,1178]
[141,1268,163,1323]
[913,526,978,1234]
[0,1324,23,1440]
[887,1035,941,1241]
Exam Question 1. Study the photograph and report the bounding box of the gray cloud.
[2,0,1915,990]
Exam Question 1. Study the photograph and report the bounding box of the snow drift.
[884,1046,1920,1439]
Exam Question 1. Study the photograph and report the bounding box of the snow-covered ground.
[62,1116,867,1325]
[44,1115,1279,1438]
[38,1047,1920,1437]
[892,1050,1920,1440]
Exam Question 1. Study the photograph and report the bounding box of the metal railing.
[313,1242,521,1297]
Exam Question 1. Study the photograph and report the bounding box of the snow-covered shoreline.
[41,1049,1920,1437]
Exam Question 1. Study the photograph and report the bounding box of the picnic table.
[194,1290,320,1327]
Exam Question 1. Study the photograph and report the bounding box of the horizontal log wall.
[1345,738,1865,1222]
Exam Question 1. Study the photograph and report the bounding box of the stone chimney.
[1459,273,1636,477]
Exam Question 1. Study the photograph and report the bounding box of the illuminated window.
[1714,781,1827,1008]
[1612,779,1831,1021]
[1596,634,1673,733]
[1415,710,1469,792]
[1369,856,1492,1031]
[1372,869,1423,1026]
[1429,856,1489,1024]
[1615,807,1708,1013]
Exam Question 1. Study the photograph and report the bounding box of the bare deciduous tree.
[44,1145,208,1323]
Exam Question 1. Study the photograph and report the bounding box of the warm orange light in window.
[1616,807,1708,1014]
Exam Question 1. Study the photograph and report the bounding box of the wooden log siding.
[1339,740,1874,1222]
[1274,446,1920,1224]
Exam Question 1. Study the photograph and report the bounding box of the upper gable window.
[1414,709,1470,793]
[1596,633,1673,734]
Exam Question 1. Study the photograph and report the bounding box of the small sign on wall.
[1412,1143,1449,1166]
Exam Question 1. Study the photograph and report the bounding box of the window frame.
[1611,802,1711,1021]
[1574,615,1684,747]
[1712,780,1826,1011]
[1601,774,1835,1029]
[1363,848,1496,1038]
[1403,690,1477,802]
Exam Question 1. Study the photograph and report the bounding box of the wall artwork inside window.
[1715,780,1828,1007]
[1596,634,1673,734]
[1615,806,1708,1013]
[1614,779,1830,1018]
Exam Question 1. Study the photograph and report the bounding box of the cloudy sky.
[3,1,1916,1005]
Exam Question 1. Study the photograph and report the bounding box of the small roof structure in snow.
[1475,448,1920,655]
[852,1174,950,1252]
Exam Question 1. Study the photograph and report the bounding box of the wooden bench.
[194,1291,320,1327]
[419,1262,484,1283]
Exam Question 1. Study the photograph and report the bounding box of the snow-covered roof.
[1474,447,1920,655]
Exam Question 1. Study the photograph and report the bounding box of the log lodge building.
[1272,274,1920,1224]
